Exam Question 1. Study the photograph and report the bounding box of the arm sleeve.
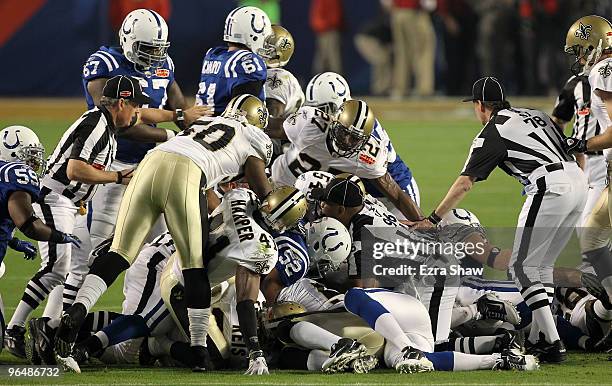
[552,77,578,123]
[460,123,507,182]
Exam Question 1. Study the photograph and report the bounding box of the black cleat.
[494,330,525,353]
[321,338,367,373]
[477,293,521,325]
[5,326,27,359]
[526,338,567,364]
[28,318,56,365]
[54,303,87,357]
[138,338,156,366]
[25,326,41,365]
[192,345,212,372]
[494,349,539,371]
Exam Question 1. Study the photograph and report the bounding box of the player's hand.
[184,105,213,126]
[116,168,135,185]
[8,238,37,260]
[563,137,588,153]
[408,219,435,229]
[245,350,269,375]
[59,233,82,249]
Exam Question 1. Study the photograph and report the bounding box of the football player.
[0,126,80,356]
[54,97,275,372]
[344,287,539,373]
[83,9,204,250]
[196,6,272,115]
[264,25,304,119]
[276,73,420,218]
[268,99,427,223]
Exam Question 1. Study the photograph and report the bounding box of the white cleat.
[56,354,81,373]
[351,355,378,374]
[494,349,540,371]
[395,346,434,374]
[322,338,368,374]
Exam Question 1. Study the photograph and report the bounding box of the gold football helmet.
[335,173,366,196]
[330,99,376,157]
[223,94,269,129]
[262,25,295,68]
[565,15,612,74]
[260,186,307,232]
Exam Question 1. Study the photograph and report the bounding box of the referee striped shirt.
[461,107,573,186]
[552,74,602,155]
[41,106,117,204]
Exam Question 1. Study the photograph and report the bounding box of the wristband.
[165,129,176,141]
[115,171,123,184]
[8,237,19,249]
[49,229,65,243]
[175,109,185,122]
[428,211,442,225]
[236,299,261,352]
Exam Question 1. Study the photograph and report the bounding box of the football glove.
[563,137,588,153]
[245,350,269,375]
[8,238,37,260]
[60,233,82,248]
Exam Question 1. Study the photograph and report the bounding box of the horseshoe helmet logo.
[250,13,266,34]
[122,18,137,36]
[329,78,347,97]
[3,129,21,149]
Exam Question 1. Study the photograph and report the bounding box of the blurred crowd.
[313,0,612,97]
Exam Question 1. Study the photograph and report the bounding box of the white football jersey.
[172,188,278,285]
[271,106,390,186]
[589,58,612,160]
[265,68,305,118]
[156,116,273,189]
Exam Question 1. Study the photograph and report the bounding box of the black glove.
[563,137,588,153]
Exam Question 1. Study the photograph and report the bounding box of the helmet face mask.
[263,25,295,68]
[132,40,170,68]
[0,126,46,175]
[259,187,307,233]
[330,121,369,157]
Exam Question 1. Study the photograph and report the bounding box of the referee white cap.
[463,76,505,102]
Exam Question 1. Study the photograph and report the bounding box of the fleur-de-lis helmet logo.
[575,22,592,41]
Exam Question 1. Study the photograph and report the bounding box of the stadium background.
[0,0,610,383]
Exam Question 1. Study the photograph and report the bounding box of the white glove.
[245,351,269,375]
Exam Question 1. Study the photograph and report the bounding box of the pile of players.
[0,5,610,376]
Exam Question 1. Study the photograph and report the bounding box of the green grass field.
[0,98,610,385]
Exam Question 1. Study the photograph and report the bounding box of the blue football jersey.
[196,47,267,115]
[0,161,40,263]
[82,46,176,164]
[364,120,414,198]
[273,230,309,287]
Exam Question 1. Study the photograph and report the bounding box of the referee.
[6,75,145,353]
[427,77,588,363]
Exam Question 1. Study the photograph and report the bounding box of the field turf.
[0,98,610,385]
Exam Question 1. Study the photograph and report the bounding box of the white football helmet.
[439,208,481,228]
[0,126,45,173]
[224,6,273,57]
[305,217,351,277]
[119,9,170,68]
[305,72,351,114]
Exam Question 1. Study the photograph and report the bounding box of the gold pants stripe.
[111,151,208,269]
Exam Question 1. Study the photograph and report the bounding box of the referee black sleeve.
[552,77,579,123]
[461,122,507,182]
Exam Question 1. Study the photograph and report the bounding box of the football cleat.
[526,337,567,364]
[477,293,521,325]
[585,300,612,343]
[351,355,378,374]
[28,317,56,365]
[55,354,81,373]
[71,344,90,364]
[395,346,434,374]
[192,345,212,372]
[24,327,41,365]
[322,338,367,373]
[4,326,27,359]
[494,330,525,353]
[494,349,539,371]
[54,303,87,357]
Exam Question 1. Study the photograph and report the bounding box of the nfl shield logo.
[119,91,132,97]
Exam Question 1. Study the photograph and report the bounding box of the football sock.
[344,287,414,349]
[9,272,60,328]
[187,308,210,347]
[521,285,560,343]
[42,285,63,320]
[289,321,341,350]
[74,274,108,313]
[83,311,120,333]
[424,351,498,371]
[102,314,149,346]
[307,349,329,371]
[63,279,83,311]
[450,335,498,354]
[556,316,588,350]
